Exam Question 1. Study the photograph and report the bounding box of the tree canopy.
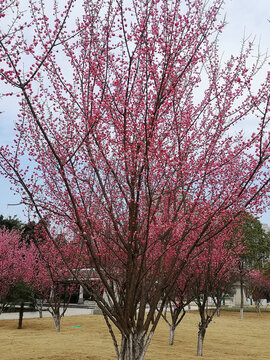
[1,1,270,359]
[236,213,270,269]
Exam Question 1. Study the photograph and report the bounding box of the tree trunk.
[240,277,244,320]
[53,314,61,332]
[169,325,175,345]
[39,308,43,318]
[197,327,206,356]
[255,301,261,314]
[18,302,24,329]
[118,331,152,360]
[37,299,43,318]
[216,295,223,318]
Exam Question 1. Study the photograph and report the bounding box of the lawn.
[0,311,270,359]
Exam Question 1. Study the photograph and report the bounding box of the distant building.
[262,223,270,233]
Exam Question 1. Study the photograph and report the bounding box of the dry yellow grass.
[0,311,270,359]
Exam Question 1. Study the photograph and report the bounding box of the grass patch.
[0,311,270,359]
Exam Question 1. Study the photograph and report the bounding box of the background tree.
[0,228,32,315]
[239,214,270,269]
[1,1,270,359]
[0,216,45,317]
[159,261,195,346]
[6,281,33,329]
[189,230,241,357]
[248,270,270,312]
[28,226,76,332]
[0,215,23,231]
[234,213,270,318]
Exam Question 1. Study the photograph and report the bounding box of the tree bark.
[197,327,206,356]
[255,301,261,314]
[53,314,61,332]
[240,277,244,320]
[169,325,175,346]
[39,308,43,318]
[216,295,223,318]
[118,331,152,360]
[18,302,24,329]
[36,299,43,318]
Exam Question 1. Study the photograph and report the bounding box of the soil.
[0,311,269,359]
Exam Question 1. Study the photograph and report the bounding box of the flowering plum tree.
[189,231,241,356]
[1,0,270,359]
[160,261,195,346]
[248,270,270,312]
[0,228,32,313]
[27,225,77,332]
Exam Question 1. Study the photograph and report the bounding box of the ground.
[0,311,270,359]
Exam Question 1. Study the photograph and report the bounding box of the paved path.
[0,307,93,320]
[0,305,201,320]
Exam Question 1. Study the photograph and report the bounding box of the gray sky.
[0,0,270,224]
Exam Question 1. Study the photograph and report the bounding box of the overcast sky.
[0,0,270,224]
